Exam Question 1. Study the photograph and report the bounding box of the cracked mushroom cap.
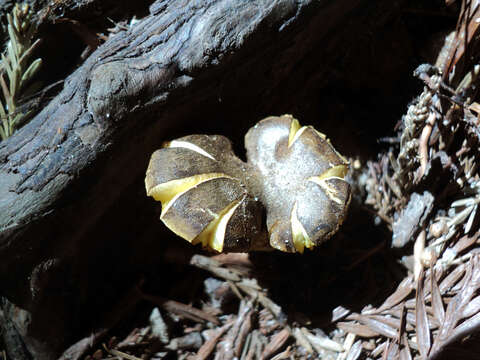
[145,135,266,253]
[245,115,351,252]
[145,115,351,253]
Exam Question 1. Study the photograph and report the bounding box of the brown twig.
[141,293,220,325]
[195,321,234,360]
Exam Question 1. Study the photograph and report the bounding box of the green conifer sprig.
[0,4,42,140]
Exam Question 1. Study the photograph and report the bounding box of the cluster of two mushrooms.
[145,115,351,253]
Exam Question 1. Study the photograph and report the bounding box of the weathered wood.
[0,0,412,358]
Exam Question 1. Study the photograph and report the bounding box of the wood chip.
[240,332,253,360]
[392,192,434,248]
[301,327,344,353]
[143,294,219,325]
[164,332,202,351]
[452,231,480,254]
[451,310,480,340]
[236,282,283,319]
[397,304,406,345]
[337,333,357,360]
[462,294,480,318]
[382,340,399,360]
[219,300,253,358]
[212,253,253,272]
[432,256,480,356]
[343,333,356,354]
[430,268,445,324]
[234,307,253,356]
[371,341,387,357]
[292,327,313,354]
[150,307,169,343]
[190,254,242,281]
[415,270,431,358]
[348,314,397,339]
[336,322,378,338]
[369,277,414,314]
[331,306,351,322]
[439,263,466,293]
[365,314,402,332]
[345,340,362,360]
[260,328,290,359]
[104,345,143,360]
[269,346,292,360]
[244,330,262,360]
[227,280,244,300]
[399,334,412,360]
[195,321,233,360]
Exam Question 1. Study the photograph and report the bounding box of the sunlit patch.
[291,202,314,253]
[288,119,308,148]
[308,165,348,204]
[146,173,230,216]
[168,140,216,160]
[313,164,348,180]
[193,198,243,252]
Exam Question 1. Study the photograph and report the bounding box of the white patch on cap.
[168,140,216,160]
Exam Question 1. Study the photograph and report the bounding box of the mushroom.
[145,115,351,253]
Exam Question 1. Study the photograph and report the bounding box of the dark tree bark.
[0,0,419,359]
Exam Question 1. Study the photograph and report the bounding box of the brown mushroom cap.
[145,115,351,253]
[145,134,266,252]
[244,115,351,252]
